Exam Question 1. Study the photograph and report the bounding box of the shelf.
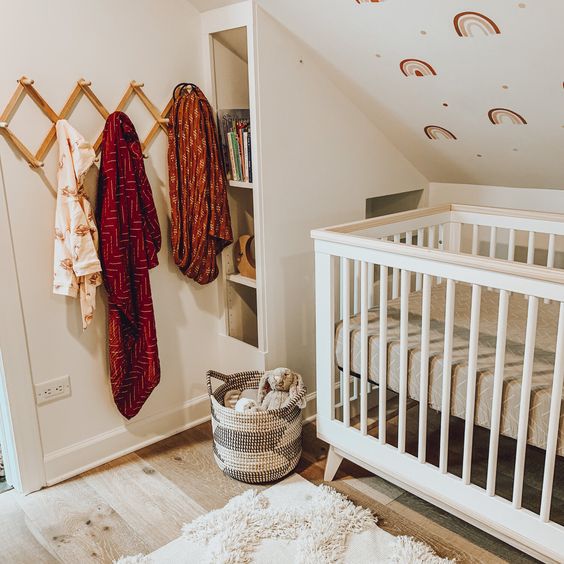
[229,180,253,190]
[227,273,256,288]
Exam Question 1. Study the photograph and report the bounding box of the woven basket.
[206,370,306,483]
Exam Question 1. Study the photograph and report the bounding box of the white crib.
[312,204,564,562]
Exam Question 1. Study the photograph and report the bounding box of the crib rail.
[312,204,564,561]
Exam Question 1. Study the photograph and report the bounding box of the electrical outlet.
[35,375,71,405]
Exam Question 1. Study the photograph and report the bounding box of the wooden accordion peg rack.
[0,76,173,169]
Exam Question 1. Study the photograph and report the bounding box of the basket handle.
[206,370,231,396]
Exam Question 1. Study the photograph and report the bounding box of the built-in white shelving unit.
[203,3,265,364]
[227,273,256,288]
[229,180,253,190]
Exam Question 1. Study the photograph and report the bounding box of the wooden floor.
[0,421,541,563]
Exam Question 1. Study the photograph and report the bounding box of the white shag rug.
[116,474,452,564]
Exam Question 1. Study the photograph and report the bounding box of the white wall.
[254,8,428,389]
[429,182,564,212]
[0,0,221,485]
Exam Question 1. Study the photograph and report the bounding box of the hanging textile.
[167,84,233,284]
[97,111,162,419]
[53,120,101,330]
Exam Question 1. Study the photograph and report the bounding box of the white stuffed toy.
[234,397,259,413]
[257,367,306,411]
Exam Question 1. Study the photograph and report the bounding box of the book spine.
[237,124,245,180]
[227,133,237,181]
[231,132,242,181]
[247,131,252,183]
[243,131,249,182]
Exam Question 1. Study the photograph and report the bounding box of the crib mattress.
[335,282,564,456]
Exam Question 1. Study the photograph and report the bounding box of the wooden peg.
[19,76,34,85]
[131,81,145,88]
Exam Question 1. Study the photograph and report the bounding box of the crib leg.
[324,445,344,481]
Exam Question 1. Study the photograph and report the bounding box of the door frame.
[0,155,45,494]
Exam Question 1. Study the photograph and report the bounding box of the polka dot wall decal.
[476,154,483,158]
[355,0,384,3]
[442,102,449,107]
[454,12,501,37]
[488,108,527,125]
[502,85,509,89]
[420,30,427,35]
[399,59,437,77]
[424,125,457,140]
[518,3,526,8]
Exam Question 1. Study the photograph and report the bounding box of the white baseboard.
[43,390,318,487]
[43,394,211,486]
[302,391,317,424]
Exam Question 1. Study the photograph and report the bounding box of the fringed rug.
[116,474,452,564]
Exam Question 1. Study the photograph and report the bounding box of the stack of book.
[218,109,252,183]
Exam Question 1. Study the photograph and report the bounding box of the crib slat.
[507,229,516,262]
[439,278,456,473]
[527,232,535,265]
[489,226,497,258]
[540,302,564,522]
[392,234,400,299]
[398,268,410,453]
[547,234,556,268]
[462,284,482,484]
[545,234,556,305]
[437,225,445,283]
[525,231,536,300]
[448,222,461,253]
[429,225,436,249]
[512,296,538,508]
[379,265,388,445]
[341,258,351,427]
[416,228,424,291]
[438,224,445,250]
[360,262,369,435]
[418,273,431,463]
[368,263,375,309]
[487,227,497,291]
[353,260,360,314]
[486,289,510,496]
[471,224,479,255]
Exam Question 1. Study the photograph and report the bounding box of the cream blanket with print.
[53,120,101,329]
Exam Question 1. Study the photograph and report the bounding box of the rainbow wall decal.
[400,59,437,77]
[454,12,501,37]
[488,108,527,125]
[424,125,457,140]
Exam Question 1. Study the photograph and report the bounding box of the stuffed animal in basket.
[257,367,306,410]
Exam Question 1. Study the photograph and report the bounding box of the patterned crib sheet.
[335,281,564,456]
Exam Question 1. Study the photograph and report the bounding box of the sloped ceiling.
[258,0,564,189]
